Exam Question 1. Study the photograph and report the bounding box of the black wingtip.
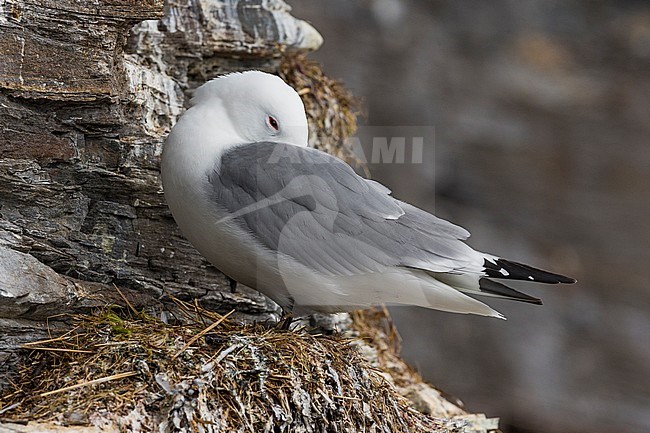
[484,258,576,284]
[478,278,543,305]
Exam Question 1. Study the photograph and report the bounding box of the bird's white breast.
[161,105,293,307]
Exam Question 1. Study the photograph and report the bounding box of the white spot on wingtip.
[528,276,535,281]
[499,268,509,276]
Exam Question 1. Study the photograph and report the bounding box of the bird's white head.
[162,71,309,202]
[190,71,309,148]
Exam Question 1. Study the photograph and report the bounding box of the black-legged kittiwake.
[161,71,575,319]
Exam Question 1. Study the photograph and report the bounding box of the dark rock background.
[290,1,650,432]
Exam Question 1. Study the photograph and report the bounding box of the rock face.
[290,1,650,432]
[1,1,309,377]
[0,0,323,348]
[0,1,499,432]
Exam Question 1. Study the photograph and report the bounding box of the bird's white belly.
[169,191,279,298]
[165,183,494,315]
[163,181,335,310]
[166,179,383,312]
[162,160,498,316]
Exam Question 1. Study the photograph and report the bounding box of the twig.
[0,402,21,415]
[21,334,77,346]
[331,395,361,401]
[39,371,137,397]
[21,347,94,354]
[172,310,235,359]
[113,283,140,318]
[93,340,139,347]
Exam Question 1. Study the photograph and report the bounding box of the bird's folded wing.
[209,142,478,276]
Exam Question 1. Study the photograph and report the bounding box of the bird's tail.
[434,256,575,306]
[467,256,576,305]
[476,278,543,304]
[483,257,576,284]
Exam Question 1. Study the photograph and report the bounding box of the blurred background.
[290,1,650,432]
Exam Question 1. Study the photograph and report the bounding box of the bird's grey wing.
[209,142,477,276]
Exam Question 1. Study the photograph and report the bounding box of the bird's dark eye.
[267,116,279,131]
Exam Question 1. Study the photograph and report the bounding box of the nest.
[280,53,365,170]
[0,299,445,432]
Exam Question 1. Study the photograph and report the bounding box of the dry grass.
[280,53,366,172]
[0,300,445,432]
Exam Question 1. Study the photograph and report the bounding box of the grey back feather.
[209,142,477,276]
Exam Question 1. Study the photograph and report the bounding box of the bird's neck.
[163,101,242,181]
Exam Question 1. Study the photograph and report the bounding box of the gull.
[161,71,575,319]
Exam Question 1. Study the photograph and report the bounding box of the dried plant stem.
[39,371,137,397]
[172,309,235,359]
